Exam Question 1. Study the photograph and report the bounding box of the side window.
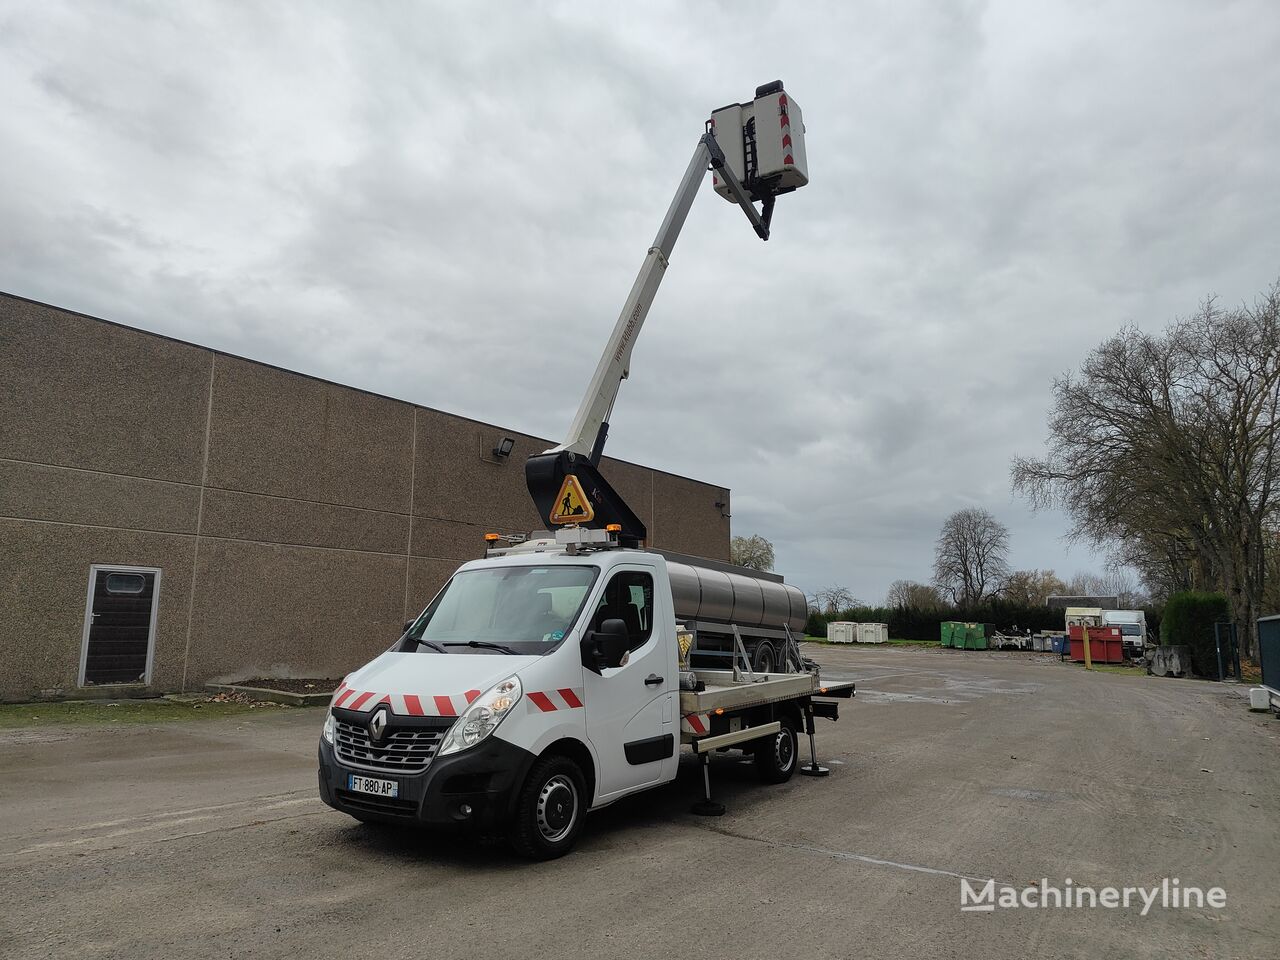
[591,571,654,652]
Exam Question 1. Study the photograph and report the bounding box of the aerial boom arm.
[547,132,770,461]
[525,107,788,547]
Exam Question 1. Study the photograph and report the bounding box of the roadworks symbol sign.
[550,475,594,524]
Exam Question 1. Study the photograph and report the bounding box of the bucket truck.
[317,82,850,860]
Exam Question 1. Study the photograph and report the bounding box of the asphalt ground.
[3,645,1277,960]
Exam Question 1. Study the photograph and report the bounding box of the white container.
[857,622,888,644]
[752,88,808,191]
[1065,607,1103,628]
[711,83,809,202]
[709,101,746,194]
[1249,687,1271,711]
[826,621,856,644]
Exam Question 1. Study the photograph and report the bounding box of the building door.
[80,566,161,686]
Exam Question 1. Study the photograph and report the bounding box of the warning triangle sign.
[549,475,595,525]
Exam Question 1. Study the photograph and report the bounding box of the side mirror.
[581,618,630,673]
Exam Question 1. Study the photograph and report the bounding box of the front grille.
[334,789,417,819]
[334,718,449,773]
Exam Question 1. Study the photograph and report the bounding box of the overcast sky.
[3,1,1278,602]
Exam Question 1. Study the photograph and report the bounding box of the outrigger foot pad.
[799,763,830,777]
[691,799,726,816]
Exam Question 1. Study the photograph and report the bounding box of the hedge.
[807,603,1164,645]
[1160,590,1230,677]
[807,602,1068,642]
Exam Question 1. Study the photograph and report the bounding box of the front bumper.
[318,730,536,832]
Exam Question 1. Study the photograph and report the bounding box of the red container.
[1067,625,1125,664]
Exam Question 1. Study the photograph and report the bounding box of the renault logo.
[368,708,389,744]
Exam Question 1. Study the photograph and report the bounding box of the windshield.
[1118,624,1142,636]
[403,565,599,655]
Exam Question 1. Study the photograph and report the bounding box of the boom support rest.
[525,450,647,547]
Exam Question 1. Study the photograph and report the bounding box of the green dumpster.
[965,622,989,651]
[942,620,963,648]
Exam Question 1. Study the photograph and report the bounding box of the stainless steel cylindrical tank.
[665,559,807,633]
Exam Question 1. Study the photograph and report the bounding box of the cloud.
[3,0,1278,601]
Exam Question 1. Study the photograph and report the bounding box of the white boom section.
[548,140,713,457]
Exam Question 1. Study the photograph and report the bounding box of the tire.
[754,714,798,784]
[752,642,776,674]
[509,755,586,860]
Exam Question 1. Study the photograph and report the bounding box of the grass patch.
[0,697,312,729]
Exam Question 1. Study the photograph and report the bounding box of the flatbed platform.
[680,670,855,716]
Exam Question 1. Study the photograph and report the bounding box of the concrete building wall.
[0,294,731,700]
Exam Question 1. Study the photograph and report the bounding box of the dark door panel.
[83,569,157,685]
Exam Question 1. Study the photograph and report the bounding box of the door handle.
[644,674,664,686]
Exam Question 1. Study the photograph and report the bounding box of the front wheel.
[509,755,586,860]
[755,715,799,784]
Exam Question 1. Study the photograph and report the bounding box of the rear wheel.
[510,755,586,860]
[755,715,798,784]
[752,642,776,674]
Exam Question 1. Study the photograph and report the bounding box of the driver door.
[582,565,675,802]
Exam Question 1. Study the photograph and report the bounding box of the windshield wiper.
[443,640,519,655]
[411,637,448,654]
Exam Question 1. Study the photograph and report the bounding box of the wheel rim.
[536,774,579,843]
[756,647,775,673]
[774,729,795,772]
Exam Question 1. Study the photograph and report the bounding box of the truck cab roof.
[458,546,666,575]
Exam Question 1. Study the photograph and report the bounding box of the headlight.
[438,676,521,757]
[322,711,335,744]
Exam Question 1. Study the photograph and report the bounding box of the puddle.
[0,731,74,745]
[855,691,960,705]
[990,787,1070,803]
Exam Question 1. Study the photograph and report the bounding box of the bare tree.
[1044,570,1146,609]
[810,585,857,615]
[1100,568,1147,608]
[1263,526,1280,613]
[730,534,775,571]
[1107,537,1193,605]
[1002,569,1067,606]
[932,508,1011,606]
[1012,284,1280,657]
[885,579,946,610]
[1064,571,1110,597]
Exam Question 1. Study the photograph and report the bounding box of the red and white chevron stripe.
[778,93,794,166]
[331,681,482,717]
[682,712,712,736]
[525,688,585,713]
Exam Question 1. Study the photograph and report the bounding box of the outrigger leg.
[690,752,726,816]
[799,703,829,777]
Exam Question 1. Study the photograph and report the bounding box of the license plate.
[348,774,398,798]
